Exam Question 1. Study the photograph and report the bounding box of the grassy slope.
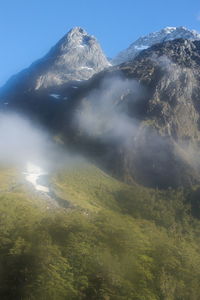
[0,162,200,299]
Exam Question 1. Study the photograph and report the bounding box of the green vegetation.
[0,163,200,299]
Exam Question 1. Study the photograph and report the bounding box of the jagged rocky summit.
[113,26,200,64]
[1,27,110,92]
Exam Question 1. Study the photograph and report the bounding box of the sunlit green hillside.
[0,163,200,300]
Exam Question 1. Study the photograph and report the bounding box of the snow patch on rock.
[50,93,60,99]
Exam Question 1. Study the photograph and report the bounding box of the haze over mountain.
[57,38,200,188]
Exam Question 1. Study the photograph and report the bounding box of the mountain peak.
[66,27,93,40]
[65,27,95,45]
[34,27,110,88]
[113,26,200,65]
[162,26,177,33]
[161,26,200,36]
[1,27,110,91]
[68,26,87,34]
[50,27,96,55]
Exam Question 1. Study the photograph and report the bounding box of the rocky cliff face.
[33,27,111,89]
[61,38,200,188]
[2,37,200,189]
[113,27,200,64]
[0,27,110,93]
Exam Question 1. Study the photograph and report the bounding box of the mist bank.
[0,112,85,174]
[64,52,200,188]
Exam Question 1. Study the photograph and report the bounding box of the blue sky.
[0,0,200,87]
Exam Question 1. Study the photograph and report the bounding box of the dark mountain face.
[117,39,200,138]
[2,38,200,188]
[62,39,200,188]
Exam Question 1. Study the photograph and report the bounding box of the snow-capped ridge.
[113,26,200,65]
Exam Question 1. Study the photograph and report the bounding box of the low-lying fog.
[0,112,82,193]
